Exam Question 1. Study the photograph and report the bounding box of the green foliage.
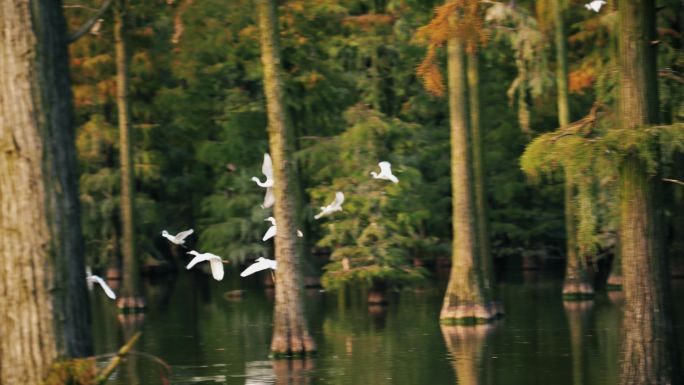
[303,106,432,290]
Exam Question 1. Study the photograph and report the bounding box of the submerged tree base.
[116,296,146,313]
[440,303,502,325]
[270,333,317,358]
[606,274,623,291]
[562,281,595,300]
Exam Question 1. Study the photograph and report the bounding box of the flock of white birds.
[86,0,606,301]
[87,153,399,300]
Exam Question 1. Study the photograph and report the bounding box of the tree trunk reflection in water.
[273,359,315,385]
[116,313,144,385]
[563,301,593,385]
[441,323,499,385]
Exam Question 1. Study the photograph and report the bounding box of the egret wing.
[262,225,276,241]
[333,191,344,207]
[262,187,274,208]
[208,257,225,281]
[186,254,211,270]
[241,261,270,277]
[262,153,273,179]
[175,228,194,241]
[379,161,392,175]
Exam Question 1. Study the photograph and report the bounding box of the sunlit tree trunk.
[258,0,316,356]
[114,0,144,311]
[0,0,92,382]
[553,0,594,299]
[467,51,501,316]
[617,1,680,383]
[440,4,495,323]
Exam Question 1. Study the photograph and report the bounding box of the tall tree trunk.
[114,0,144,311]
[258,0,316,356]
[440,4,495,323]
[467,51,501,316]
[0,0,92,382]
[553,0,594,299]
[617,1,680,384]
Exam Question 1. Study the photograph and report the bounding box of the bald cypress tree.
[0,0,92,382]
[257,0,316,356]
[617,1,680,383]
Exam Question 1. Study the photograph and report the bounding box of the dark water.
[90,269,684,385]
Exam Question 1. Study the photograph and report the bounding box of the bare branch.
[63,4,99,11]
[663,178,684,187]
[68,0,115,44]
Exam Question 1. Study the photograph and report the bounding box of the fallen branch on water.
[93,332,141,384]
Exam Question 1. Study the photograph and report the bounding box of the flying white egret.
[314,191,345,220]
[86,268,116,300]
[370,161,399,183]
[251,153,274,188]
[186,250,225,281]
[584,0,606,12]
[240,257,277,277]
[261,186,274,209]
[262,217,303,241]
[161,228,193,246]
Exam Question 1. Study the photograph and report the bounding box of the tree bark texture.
[114,0,143,310]
[441,6,495,323]
[258,0,315,355]
[617,1,680,383]
[0,0,92,382]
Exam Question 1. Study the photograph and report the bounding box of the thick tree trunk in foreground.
[440,7,495,323]
[617,1,680,384]
[0,0,92,382]
[554,0,594,299]
[258,0,316,356]
[114,0,144,311]
[466,52,501,316]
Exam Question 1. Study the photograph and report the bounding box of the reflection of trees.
[563,300,593,385]
[116,313,145,385]
[441,323,499,385]
[272,359,316,385]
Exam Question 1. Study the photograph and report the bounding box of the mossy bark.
[554,0,594,299]
[617,1,680,383]
[258,0,316,356]
[0,0,92,382]
[440,6,496,323]
[114,0,144,311]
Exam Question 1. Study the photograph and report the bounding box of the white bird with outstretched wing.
[240,257,277,277]
[370,161,399,183]
[161,228,193,246]
[584,0,606,12]
[186,250,225,281]
[314,191,345,220]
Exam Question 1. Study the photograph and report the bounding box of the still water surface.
[90,269,684,385]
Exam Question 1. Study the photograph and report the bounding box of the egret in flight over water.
[370,161,399,183]
[86,268,116,300]
[240,257,277,277]
[263,217,303,241]
[584,0,606,12]
[251,153,274,188]
[186,250,225,281]
[314,191,345,220]
[162,228,193,247]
